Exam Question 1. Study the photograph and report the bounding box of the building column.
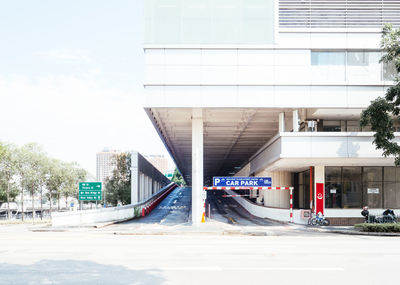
[292,110,299,132]
[279,112,285,132]
[192,108,204,226]
[130,152,139,204]
[314,166,325,215]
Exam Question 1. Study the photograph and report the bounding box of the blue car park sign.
[213,177,272,187]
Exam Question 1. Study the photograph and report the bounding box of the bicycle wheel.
[310,218,317,226]
[323,219,330,226]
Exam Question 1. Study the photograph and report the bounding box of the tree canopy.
[0,142,87,217]
[171,168,185,186]
[361,24,400,165]
[105,152,131,206]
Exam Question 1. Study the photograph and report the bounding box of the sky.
[0,0,172,176]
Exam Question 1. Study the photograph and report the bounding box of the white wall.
[250,132,400,175]
[225,190,306,224]
[254,170,291,208]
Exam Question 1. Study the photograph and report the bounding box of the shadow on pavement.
[0,259,165,285]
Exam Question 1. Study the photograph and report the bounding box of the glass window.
[145,0,275,44]
[311,52,345,66]
[311,52,345,81]
[346,121,361,132]
[363,181,383,208]
[383,61,397,81]
[363,167,382,182]
[346,52,381,82]
[325,183,342,208]
[343,167,362,181]
[343,181,362,208]
[383,182,400,208]
[323,121,341,132]
[326,167,341,183]
[384,167,397,182]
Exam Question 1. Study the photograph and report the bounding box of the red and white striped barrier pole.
[289,187,293,223]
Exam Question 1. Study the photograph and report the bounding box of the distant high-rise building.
[144,155,169,175]
[96,148,120,184]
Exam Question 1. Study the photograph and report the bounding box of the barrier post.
[290,187,294,223]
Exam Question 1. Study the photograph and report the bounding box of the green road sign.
[79,182,102,201]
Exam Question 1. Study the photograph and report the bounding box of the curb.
[309,227,400,237]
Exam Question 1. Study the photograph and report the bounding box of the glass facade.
[145,0,275,44]
[311,51,396,82]
[324,166,400,209]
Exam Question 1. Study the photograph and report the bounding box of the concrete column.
[130,152,139,204]
[279,112,285,132]
[192,108,204,226]
[292,110,299,132]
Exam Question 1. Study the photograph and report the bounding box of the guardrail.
[52,182,177,227]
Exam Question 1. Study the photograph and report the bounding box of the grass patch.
[354,223,400,232]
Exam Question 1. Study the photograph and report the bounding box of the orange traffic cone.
[201,212,205,223]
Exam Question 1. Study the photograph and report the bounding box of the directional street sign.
[79,182,102,201]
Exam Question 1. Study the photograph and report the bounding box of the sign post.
[79,182,102,201]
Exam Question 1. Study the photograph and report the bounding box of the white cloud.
[0,73,171,176]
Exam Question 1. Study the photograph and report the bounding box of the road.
[207,190,280,226]
[113,187,280,228]
[0,226,399,285]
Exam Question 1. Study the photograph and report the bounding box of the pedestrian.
[361,206,369,223]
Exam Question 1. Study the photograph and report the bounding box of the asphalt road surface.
[1,226,400,285]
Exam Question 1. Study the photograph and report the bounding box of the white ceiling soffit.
[147,108,282,185]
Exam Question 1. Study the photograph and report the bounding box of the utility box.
[301,209,312,219]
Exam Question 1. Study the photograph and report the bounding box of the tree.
[62,162,86,209]
[0,143,19,219]
[171,168,185,186]
[18,143,47,221]
[105,153,131,206]
[45,159,64,214]
[361,24,400,165]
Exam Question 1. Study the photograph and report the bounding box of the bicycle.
[308,213,330,226]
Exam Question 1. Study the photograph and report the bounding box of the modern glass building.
[143,0,400,225]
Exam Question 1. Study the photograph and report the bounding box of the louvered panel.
[280,0,400,28]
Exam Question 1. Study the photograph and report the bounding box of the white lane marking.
[135,267,344,272]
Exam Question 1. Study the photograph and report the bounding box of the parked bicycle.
[308,212,330,226]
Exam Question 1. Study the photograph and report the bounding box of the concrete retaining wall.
[52,183,176,227]
[225,189,307,224]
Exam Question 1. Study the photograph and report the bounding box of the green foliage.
[171,168,185,186]
[105,153,131,206]
[355,223,400,232]
[361,24,400,165]
[0,141,87,205]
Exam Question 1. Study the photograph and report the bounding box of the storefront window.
[325,182,342,208]
[363,167,382,182]
[325,167,342,208]
[383,167,400,208]
[342,167,362,208]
